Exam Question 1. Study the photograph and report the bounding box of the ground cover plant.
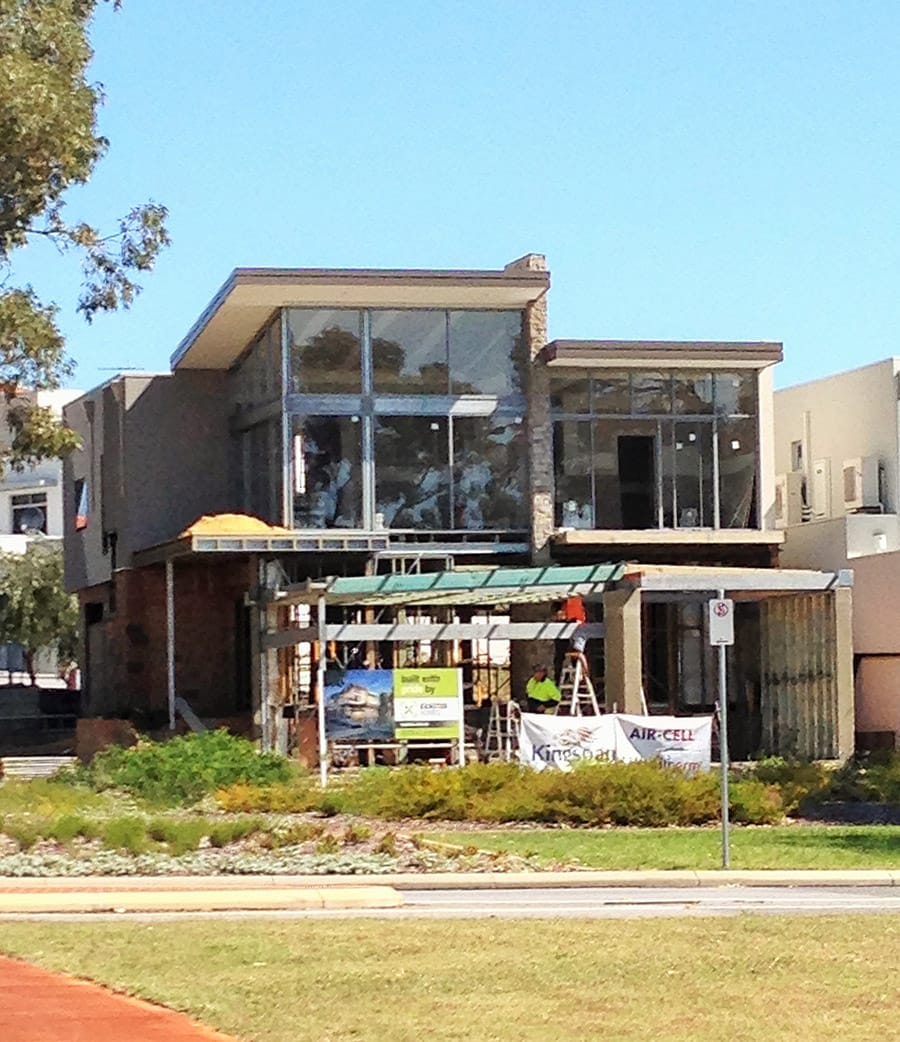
[2,916,900,1042]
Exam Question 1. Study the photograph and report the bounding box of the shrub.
[729,780,785,825]
[101,816,149,853]
[146,817,207,855]
[315,833,340,854]
[216,781,321,814]
[746,758,830,814]
[80,730,293,806]
[207,817,265,848]
[48,814,99,843]
[375,831,397,855]
[4,819,43,851]
[343,822,372,844]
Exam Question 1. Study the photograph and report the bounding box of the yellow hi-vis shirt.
[526,676,561,704]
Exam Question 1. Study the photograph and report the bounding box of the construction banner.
[613,714,713,772]
[518,712,713,772]
[518,713,618,771]
[394,668,463,741]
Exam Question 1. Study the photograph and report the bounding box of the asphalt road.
[5,885,900,921]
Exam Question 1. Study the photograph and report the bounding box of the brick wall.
[81,557,255,723]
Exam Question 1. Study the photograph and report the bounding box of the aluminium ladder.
[553,653,601,716]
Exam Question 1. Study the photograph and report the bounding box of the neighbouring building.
[63,256,854,760]
[775,359,900,751]
[1,387,81,681]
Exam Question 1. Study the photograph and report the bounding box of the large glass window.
[449,311,524,396]
[714,372,756,415]
[671,422,715,527]
[551,368,760,531]
[554,421,594,527]
[592,373,631,414]
[292,416,362,528]
[453,417,527,529]
[289,309,362,394]
[371,310,448,394]
[718,417,757,527]
[375,416,450,529]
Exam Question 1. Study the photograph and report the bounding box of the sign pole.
[317,593,328,788]
[716,588,731,869]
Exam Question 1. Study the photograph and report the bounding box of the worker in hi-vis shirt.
[526,664,561,714]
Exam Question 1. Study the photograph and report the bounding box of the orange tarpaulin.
[178,513,294,538]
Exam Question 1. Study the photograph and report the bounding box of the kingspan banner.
[518,713,712,772]
[519,714,618,770]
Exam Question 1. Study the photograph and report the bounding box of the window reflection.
[550,374,591,413]
[632,372,672,414]
[714,373,756,415]
[292,416,362,528]
[375,416,449,529]
[449,311,524,396]
[593,373,631,414]
[553,421,594,527]
[371,311,448,394]
[672,373,714,415]
[289,309,362,394]
[718,418,757,527]
[452,417,527,530]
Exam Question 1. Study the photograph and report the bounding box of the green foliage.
[729,780,785,825]
[315,833,340,855]
[215,761,781,827]
[745,758,831,814]
[0,779,109,816]
[206,817,265,848]
[827,756,900,805]
[146,818,207,856]
[0,0,169,475]
[47,813,99,843]
[343,822,372,844]
[0,544,78,679]
[101,816,148,854]
[4,818,43,851]
[79,730,293,806]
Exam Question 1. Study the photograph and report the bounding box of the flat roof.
[541,339,783,369]
[172,265,550,371]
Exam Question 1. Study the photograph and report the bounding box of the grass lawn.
[2,917,900,1042]
[424,825,900,869]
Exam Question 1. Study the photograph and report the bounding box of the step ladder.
[554,653,601,716]
[483,698,519,761]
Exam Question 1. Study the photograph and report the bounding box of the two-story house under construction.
[64,256,854,760]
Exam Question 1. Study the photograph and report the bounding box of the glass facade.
[228,306,528,533]
[289,309,362,394]
[292,415,362,528]
[551,370,759,530]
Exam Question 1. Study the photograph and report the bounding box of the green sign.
[393,668,462,741]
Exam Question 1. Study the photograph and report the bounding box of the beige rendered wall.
[757,365,777,530]
[855,658,900,736]
[774,358,899,517]
[779,516,849,572]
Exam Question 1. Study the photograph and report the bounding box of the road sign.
[708,598,734,646]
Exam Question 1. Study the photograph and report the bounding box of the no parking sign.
[708,598,734,646]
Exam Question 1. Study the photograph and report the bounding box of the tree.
[0,0,169,475]
[0,544,79,684]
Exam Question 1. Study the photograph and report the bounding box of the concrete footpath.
[0,955,237,1042]
[0,869,899,914]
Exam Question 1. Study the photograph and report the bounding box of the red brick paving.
[0,955,238,1042]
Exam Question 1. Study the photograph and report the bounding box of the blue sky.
[13,0,900,391]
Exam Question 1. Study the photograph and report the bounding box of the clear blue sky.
[14,0,900,392]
